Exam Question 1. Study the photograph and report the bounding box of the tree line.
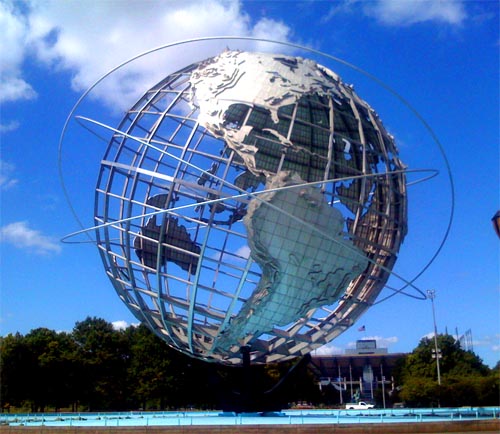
[1,317,498,412]
[0,317,318,412]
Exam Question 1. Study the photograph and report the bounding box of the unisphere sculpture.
[94,50,407,364]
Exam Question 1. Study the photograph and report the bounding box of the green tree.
[23,328,62,411]
[72,317,131,410]
[397,334,497,407]
[0,333,31,410]
[126,325,177,409]
[32,330,79,411]
[399,376,439,408]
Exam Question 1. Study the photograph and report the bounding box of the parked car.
[345,401,375,410]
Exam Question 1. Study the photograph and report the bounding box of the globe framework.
[94,50,407,365]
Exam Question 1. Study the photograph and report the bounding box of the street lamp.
[426,290,442,386]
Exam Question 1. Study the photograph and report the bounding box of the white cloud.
[234,244,251,259]
[0,160,19,190]
[321,0,359,24]
[0,76,37,103]
[112,320,129,331]
[322,0,467,27]
[0,1,37,103]
[0,120,20,134]
[250,17,291,51]
[373,335,399,348]
[363,0,467,26]
[214,243,251,263]
[422,331,436,340]
[0,221,62,255]
[312,342,343,356]
[2,0,292,109]
[112,320,139,330]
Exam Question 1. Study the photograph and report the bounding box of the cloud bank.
[1,0,292,110]
[0,0,468,112]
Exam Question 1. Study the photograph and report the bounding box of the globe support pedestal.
[239,345,255,412]
[221,346,311,413]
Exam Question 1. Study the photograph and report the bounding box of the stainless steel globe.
[94,51,407,365]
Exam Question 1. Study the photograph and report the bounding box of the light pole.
[427,290,441,386]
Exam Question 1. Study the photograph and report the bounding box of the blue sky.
[1,0,498,367]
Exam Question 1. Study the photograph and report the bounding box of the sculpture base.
[219,347,311,413]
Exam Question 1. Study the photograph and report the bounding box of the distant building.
[345,339,387,355]
[310,340,406,406]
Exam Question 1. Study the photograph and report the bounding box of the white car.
[345,401,375,410]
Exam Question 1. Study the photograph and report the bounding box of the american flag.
[358,325,366,332]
